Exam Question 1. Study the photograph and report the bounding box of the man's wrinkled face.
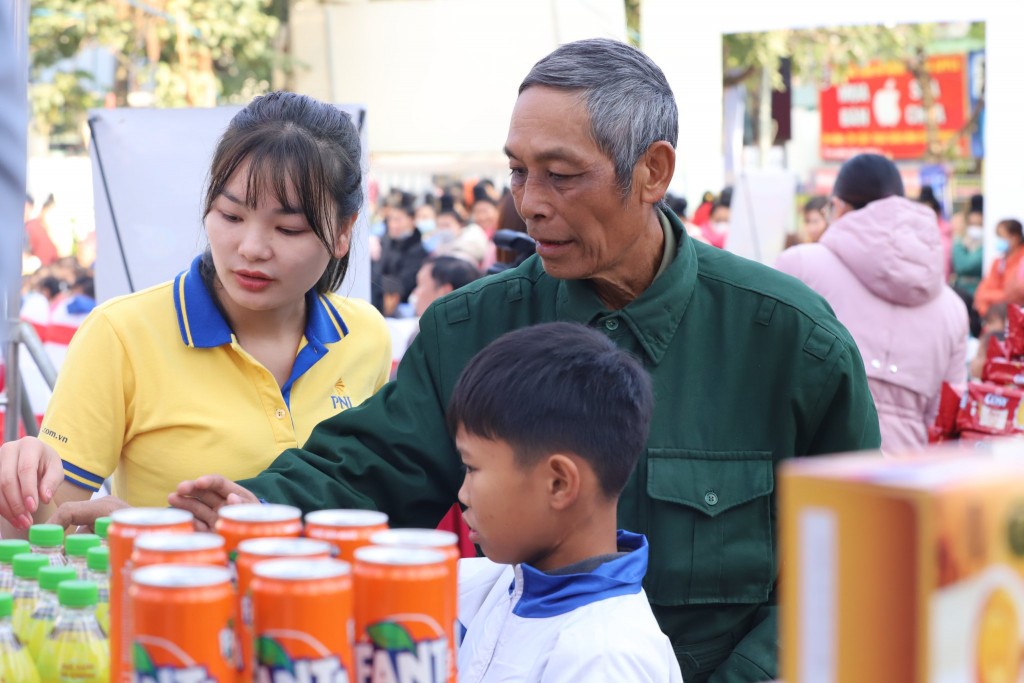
[504,86,647,283]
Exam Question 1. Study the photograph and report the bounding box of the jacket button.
[604,318,619,331]
[704,491,719,506]
[889,365,898,373]
[275,408,286,419]
[871,359,881,369]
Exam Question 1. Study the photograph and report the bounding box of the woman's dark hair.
[803,195,828,214]
[833,153,904,210]
[201,91,363,294]
[999,219,1024,241]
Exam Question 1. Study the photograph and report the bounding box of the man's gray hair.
[519,38,678,196]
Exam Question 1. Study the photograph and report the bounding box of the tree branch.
[724,64,756,88]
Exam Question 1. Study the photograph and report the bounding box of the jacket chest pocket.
[644,449,775,606]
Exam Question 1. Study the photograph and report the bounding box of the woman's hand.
[0,437,66,529]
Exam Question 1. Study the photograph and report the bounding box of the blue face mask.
[995,237,1010,255]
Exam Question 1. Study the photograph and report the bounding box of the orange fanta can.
[354,546,450,683]
[251,558,353,682]
[132,532,228,569]
[130,564,236,683]
[304,509,388,563]
[109,508,193,683]
[370,529,459,683]
[235,538,331,683]
[215,504,303,561]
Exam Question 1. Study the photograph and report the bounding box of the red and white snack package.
[982,357,1024,387]
[930,382,963,443]
[956,382,1024,436]
[1005,305,1024,358]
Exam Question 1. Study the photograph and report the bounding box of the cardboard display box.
[781,447,1024,683]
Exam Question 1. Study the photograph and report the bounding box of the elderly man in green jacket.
[173,39,880,681]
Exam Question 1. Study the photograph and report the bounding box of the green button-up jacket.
[240,210,881,682]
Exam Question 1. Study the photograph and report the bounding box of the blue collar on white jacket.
[511,530,648,619]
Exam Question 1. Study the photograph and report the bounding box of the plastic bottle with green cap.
[64,534,101,580]
[0,539,31,593]
[26,565,77,661]
[93,517,111,547]
[36,581,107,683]
[85,547,109,635]
[11,553,49,642]
[0,592,40,683]
[28,524,66,567]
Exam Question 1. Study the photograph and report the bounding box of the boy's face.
[456,427,557,568]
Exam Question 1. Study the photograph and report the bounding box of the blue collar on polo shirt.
[510,530,648,619]
[173,255,349,405]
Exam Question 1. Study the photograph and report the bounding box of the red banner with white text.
[819,54,969,161]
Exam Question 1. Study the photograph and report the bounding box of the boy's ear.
[545,454,580,511]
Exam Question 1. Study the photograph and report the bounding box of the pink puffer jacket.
[776,196,968,454]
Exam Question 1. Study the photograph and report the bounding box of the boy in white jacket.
[447,322,684,682]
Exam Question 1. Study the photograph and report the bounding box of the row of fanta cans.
[113,504,458,683]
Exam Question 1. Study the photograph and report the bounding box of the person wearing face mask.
[701,201,730,249]
[951,211,984,337]
[974,218,1024,319]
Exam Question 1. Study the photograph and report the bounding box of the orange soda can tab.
[251,558,353,683]
[130,564,236,683]
[215,504,303,560]
[304,510,389,564]
[235,538,332,683]
[353,546,450,683]
[109,507,193,683]
[369,530,459,683]
[132,532,228,569]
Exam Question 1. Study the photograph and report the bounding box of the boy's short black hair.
[447,322,653,498]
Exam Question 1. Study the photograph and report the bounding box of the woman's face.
[205,162,348,321]
[804,208,827,242]
[998,224,1022,250]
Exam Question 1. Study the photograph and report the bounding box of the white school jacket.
[457,531,684,682]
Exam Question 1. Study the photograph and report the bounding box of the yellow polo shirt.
[39,255,391,507]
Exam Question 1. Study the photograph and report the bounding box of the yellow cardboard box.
[780,451,1024,683]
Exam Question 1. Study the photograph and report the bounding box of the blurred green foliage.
[29,0,290,149]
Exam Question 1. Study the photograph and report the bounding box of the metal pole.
[0,0,30,443]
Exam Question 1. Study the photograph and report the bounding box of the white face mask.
[712,221,729,234]
[966,226,984,241]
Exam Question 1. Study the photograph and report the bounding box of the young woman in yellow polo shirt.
[0,92,391,532]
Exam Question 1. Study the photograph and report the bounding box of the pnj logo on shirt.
[331,379,353,411]
[354,621,447,683]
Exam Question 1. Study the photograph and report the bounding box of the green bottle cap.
[0,540,31,564]
[58,580,97,608]
[0,593,11,617]
[38,565,77,592]
[86,546,108,573]
[65,534,101,558]
[12,553,49,579]
[28,524,64,548]
[93,517,111,540]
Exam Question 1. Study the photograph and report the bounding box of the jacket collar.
[555,209,695,365]
[510,531,648,619]
[172,254,348,349]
